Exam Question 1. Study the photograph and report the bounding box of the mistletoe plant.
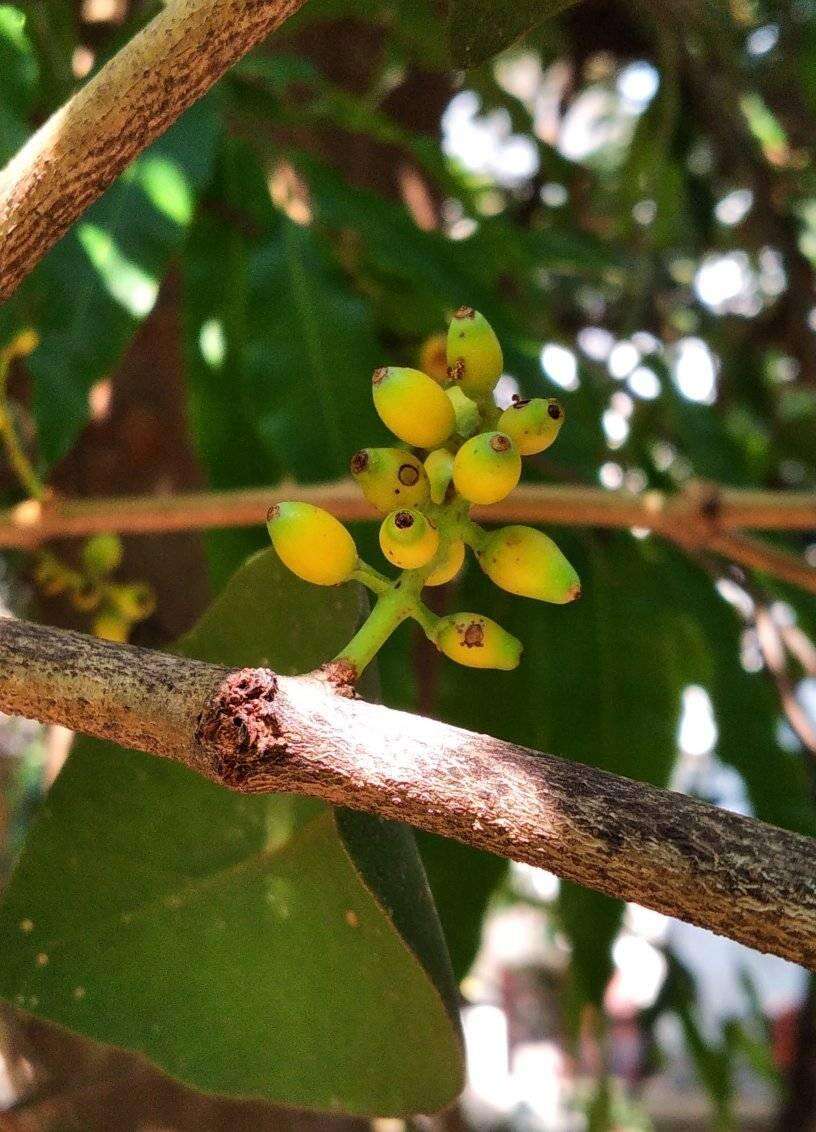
[266,307,580,681]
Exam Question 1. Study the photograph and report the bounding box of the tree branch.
[1,480,815,545]
[0,0,307,300]
[4,480,815,595]
[1,616,816,969]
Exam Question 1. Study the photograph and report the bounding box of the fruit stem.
[352,560,391,595]
[337,572,423,676]
[459,516,488,552]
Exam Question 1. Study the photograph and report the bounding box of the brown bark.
[0,0,307,300]
[2,616,816,969]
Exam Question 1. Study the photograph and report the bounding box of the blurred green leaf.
[0,550,463,1114]
[0,4,37,162]
[18,97,218,466]
[446,0,581,68]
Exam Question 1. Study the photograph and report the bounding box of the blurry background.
[1,0,816,1127]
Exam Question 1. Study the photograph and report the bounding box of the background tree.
[0,0,815,1128]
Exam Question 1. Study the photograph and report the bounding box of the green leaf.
[415,831,506,982]
[182,138,383,587]
[20,97,218,466]
[0,4,37,162]
[0,550,463,1114]
[446,0,581,68]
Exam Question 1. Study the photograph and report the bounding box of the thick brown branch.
[0,0,306,300]
[1,616,816,969]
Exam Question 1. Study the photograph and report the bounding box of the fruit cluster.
[34,533,156,642]
[267,307,579,679]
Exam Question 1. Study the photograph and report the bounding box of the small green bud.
[446,385,480,438]
[452,431,521,505]
[498,397,564,455]
[81,533,124,577]
[372,366,455,448]
[478,525,580,604]
[267,502,358,586]
[350,447,429,513]
[379,508,439,570]
[424,448,455,505]
[446,307,503,399]
[433,612,522,670]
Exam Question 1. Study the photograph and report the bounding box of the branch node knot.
[196,667,284,789]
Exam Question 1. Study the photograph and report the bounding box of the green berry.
[478,525,580,604]
[433,612,522,670]
[424,448,455,505]
[452,431,521,505]
[498,397,564,455]
[372,366,455,448]
[33,553,78,598]
[81,533,124,577]
[425,538,465,586]
[379,509,439,570]
[267,502,357,586]
[350,447,429,513]
[446,307,503,399]
[446,385,480,438]
[108,582,157,621]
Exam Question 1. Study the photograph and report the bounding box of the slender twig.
[707,532,816,598]
[0,0,307,300]
[0,481,813,547]
[1,616,816,968]
[0,480,813,596]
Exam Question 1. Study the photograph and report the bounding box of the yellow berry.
[81,533,124,577]
[446,307,503,399]
[424,448,454,505]
[108,582,157,621]
[478,525,580,604]
[267,502,357,586]
[425,538,465,586]
[446,385,480,438]
[350,447,429,513]
[372,366,455,448]
[498,397,564,455]
[433,612,522,670]
[419,333,449,385]
[92,614,130,642]
[379,508,439,570]
[452,431,521,505]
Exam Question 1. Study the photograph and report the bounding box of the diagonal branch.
[1,616,816,969]
[0,0,307,300]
